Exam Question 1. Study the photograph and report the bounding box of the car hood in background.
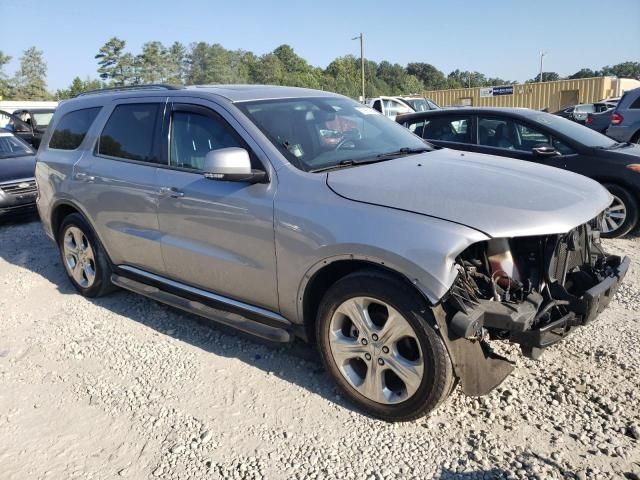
[327,149,611,238]
[0,155,36,183]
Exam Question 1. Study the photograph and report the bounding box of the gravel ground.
[0,216,639,480]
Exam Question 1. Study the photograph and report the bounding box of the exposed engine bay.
[444,220,629,362]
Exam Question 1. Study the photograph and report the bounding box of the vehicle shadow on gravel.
[0,216,367,416]
[92,290,365,413]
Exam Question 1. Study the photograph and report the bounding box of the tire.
[600,184,639,238]
[316,270,454,422]
[57,213,115,297]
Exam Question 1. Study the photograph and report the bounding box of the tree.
[166,42,188,84]
[12,47,49,100]
[407,62,447,90]
[55,76,103,99]
[526,72,561,83]
[567,68,599,79]
[138,41,167,83]
[95,37,130,86]
[325,55,360,98]
[601,61,640,80]
[0,51,12,99]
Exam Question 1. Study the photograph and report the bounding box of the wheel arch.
[297,256,438,343]
[49,199,114,262]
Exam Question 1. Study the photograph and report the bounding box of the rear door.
[420,114,475,151]
[72,98,167,274]
[155,98,279,311]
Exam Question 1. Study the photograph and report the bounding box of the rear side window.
[423,116,472,144]
[630,96,640,109]
[98,103,162,163]
[49,107,101,150]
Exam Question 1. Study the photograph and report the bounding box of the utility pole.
[352,33,365,102]
[539,51,546,83]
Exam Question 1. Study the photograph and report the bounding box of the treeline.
[1,38,639,102]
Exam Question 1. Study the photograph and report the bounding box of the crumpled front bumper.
[513,255,630,352]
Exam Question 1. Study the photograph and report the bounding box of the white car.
[366,96,439,120]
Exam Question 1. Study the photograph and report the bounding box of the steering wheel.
[335,137,356,150]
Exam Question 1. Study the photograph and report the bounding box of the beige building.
[423,77,640,111]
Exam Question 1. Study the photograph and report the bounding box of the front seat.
[494,123,514,149]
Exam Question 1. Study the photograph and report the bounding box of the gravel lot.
[0,216,639,480]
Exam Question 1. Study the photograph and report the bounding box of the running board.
[111,274,292,343]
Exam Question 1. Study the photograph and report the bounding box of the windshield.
[32,112,54,127]
[237,96,431,171]
[0,134,34,158]
[530,112,617,148]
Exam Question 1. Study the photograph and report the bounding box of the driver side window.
[170,111,242,170]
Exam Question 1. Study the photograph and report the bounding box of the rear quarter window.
[48,107,102,150]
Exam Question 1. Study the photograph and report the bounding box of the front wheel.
[316,271,454,422]
[600,184,639,238]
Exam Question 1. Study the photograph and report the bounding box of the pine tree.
[12,47,49,100]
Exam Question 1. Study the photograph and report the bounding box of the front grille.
[0,180,37,196]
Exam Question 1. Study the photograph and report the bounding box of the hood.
[0,155,36,183]
[598,143,640,162]
[327,149,611,238]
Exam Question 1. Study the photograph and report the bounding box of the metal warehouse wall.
[424,77,615,111]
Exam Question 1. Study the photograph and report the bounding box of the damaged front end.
[438,220,629,396]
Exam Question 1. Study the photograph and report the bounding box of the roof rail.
[76,84,183,97]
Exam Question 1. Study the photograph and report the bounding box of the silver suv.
[36,85,629,421]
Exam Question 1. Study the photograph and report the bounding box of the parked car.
[366,95,439,120]
[397,107,640,237]
[0,129,37,217]
[37,85,628,421]
[585,109,614,134]
[607,87,640,145]
[0,107,55,148]
[553,102,614,124]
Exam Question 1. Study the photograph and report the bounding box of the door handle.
[74,172,96,182]
[159,186,184,198]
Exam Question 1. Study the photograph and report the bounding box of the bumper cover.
[513,255,629,350]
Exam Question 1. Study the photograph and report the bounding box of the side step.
[111,274,292,343]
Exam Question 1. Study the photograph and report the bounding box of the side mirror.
[202,147,267,183]
[532,143,559,157]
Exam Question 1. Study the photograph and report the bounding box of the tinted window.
[528,112,615,148]
[423,116,472,144]
[170,111,242,170]
[403,119,431,137]
[49,107,101,150]
[479,117,552,151]
[99,104,161,162]
[0,134,34,158]
[630,96,640,109]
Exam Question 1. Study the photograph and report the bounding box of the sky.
[1,0,639,91]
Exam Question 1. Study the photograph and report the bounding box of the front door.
[72,98,168,275]
[473,115,568,169]
[156,99,278,311]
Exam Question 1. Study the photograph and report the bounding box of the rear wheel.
[57,213,115,297]
[316,271,454,422]
[600,184,638,238]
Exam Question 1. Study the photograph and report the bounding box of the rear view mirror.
[203,147,267,183]
[532,143,559,157]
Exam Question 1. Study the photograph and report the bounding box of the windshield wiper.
[375,147,431,160]
[309,147,430,173]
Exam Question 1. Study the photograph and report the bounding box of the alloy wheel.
[62,226,97,288]
[600,195,627,234]
[328,297,424,404]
